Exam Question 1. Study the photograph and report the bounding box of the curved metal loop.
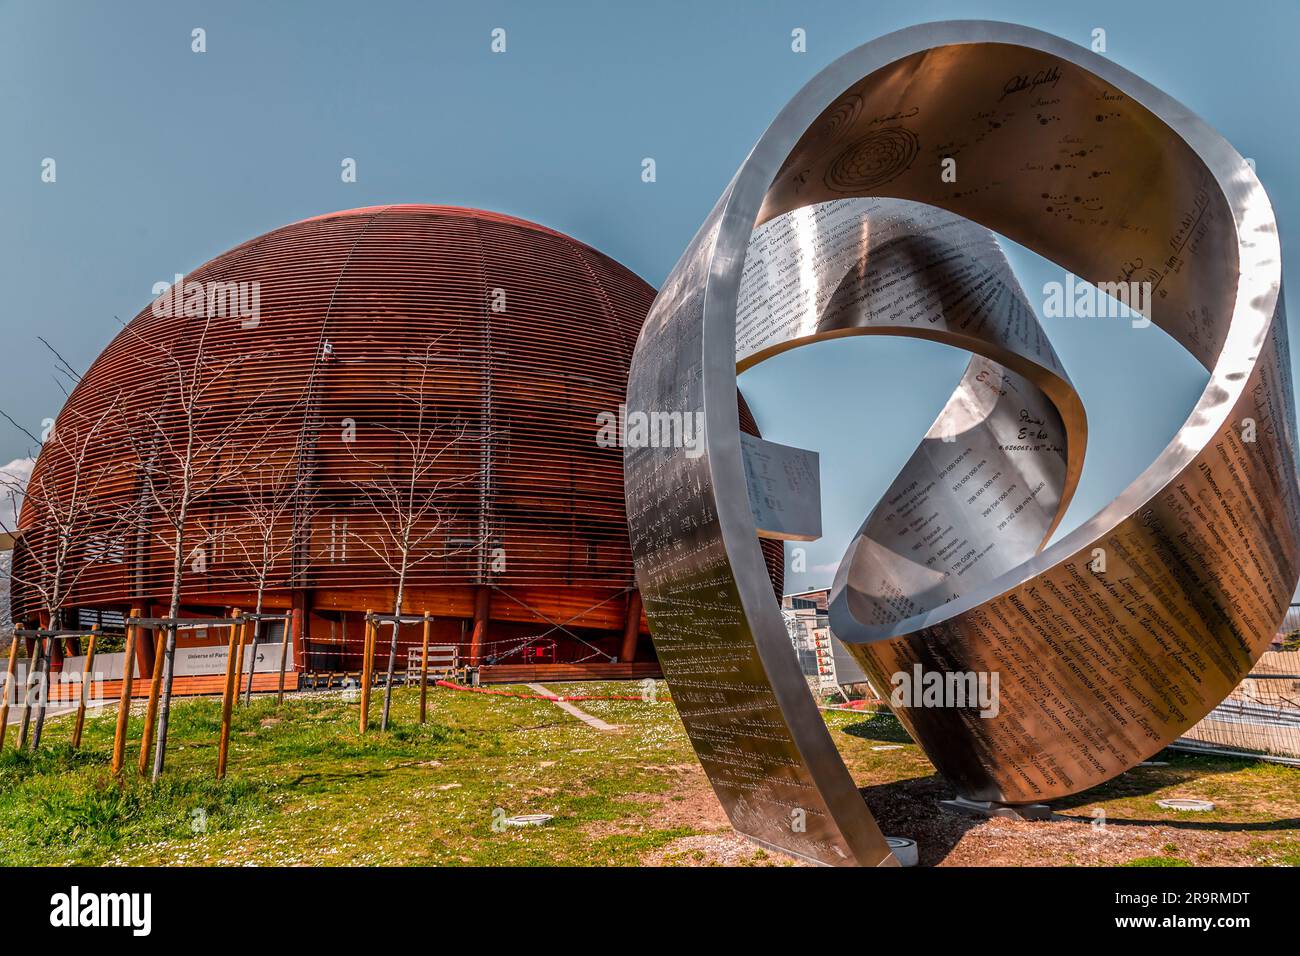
[625,21,1297,865]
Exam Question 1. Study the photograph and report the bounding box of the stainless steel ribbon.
[624,21,1297,866]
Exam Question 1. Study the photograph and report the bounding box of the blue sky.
[2,0,1297,594]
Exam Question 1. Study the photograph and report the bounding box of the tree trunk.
[17,635,45,749]
[151,621,178,780]
[152,526,187,780]
[243,591,264,705]
[27,643,51,749]
[29,610,61,750]
[380,582,404,731]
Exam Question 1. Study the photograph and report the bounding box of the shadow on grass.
[840,711,914,745]
[287,768,402,787]
[851,745,1300,864]
[1052,812,1300,832]
[285,755,463,788]
[1051,747,1295,810]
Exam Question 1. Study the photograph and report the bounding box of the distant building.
[781,588,868,690]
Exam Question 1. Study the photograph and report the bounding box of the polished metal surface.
[624,20,1297,865]
[741,434,824,542]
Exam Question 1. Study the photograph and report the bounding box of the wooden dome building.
[11,205,781,691]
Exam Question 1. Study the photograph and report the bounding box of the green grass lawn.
[2,682,1296,866]
[0,683,698,866]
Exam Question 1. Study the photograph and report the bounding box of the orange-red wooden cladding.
[12,205,783,670]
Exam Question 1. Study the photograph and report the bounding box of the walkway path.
[526,683,620,732]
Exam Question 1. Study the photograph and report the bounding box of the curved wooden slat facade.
[12,205,782,680]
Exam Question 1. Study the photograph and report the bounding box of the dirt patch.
[583,764,729,838]
[864,773,1298,866]
[629,761,1298,866]
[644,832,799,867]
[639,781,730,832]
[594,766,803,866]
[930,813,1290,866]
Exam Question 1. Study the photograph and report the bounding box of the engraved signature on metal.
[624,20,1297,866]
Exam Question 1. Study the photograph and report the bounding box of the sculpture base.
[885,836,918,866]
[941,796,1053,821]
[740,831,902,867]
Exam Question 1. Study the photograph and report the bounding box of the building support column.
[620,590,642,664]
[468,585,491,664]
[135,603,157,680]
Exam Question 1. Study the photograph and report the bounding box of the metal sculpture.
[624,21,1297,866]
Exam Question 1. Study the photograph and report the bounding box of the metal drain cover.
[504,813,554,827]
[1156,798,1215,812]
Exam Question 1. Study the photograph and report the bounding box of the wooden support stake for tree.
[358,613,374,734]
[71,627,99,750]
[110,612,141,777]
[419,613,431,725]
[0,635,19,749]
[137,627,168,775]
[17,635,46,749]
[216,611,242,780]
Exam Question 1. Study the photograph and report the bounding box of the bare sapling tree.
[222,451,317,705]
[345,342,488,731]
[117,312,287,779]
[0,394,136,750]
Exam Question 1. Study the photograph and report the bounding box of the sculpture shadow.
[1049,748,1300,833]
[838,713,982,864]
[1053,810,1300,833]
[840,712,914,744]
[858,773,982,866]
[853,744,1300,864]
[1050,748,1264,806]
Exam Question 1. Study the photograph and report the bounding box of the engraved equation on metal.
[623,20,1298,866]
